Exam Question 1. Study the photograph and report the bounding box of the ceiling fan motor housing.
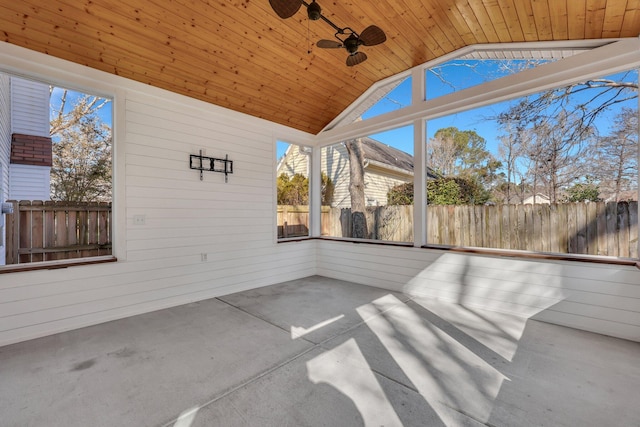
[307,0,322,20]
[344,35,360,54]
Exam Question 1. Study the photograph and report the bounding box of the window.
[361,76,412,120]
[320,125,414,243]
[425,48,586,100]
[276,141,311,239]
[425,68,638,259]
[1,72,113,266]
[286,41,639,261]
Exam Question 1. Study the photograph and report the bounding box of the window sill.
[0,256,117,274]
[423,244,639,268]
[278,236,414,248]
[277,236,313,243]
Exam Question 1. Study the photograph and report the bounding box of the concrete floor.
[1,276,639,427]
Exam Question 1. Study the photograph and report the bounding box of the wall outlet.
[133,215,146,225]
[200,253,208,262]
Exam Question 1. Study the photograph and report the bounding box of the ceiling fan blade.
[347,52,367,66]
[359,25,386,46]
[317,39,343,49]
[269,0,302,19]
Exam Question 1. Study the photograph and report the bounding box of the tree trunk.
[345,138,368,238]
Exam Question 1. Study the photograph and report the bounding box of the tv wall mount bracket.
[190,151,233,182]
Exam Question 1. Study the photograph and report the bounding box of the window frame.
[275,140,314,242]
[0,68,119,273]
[313,39,640,264]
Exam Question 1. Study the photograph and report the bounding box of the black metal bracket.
[190,151,233,182]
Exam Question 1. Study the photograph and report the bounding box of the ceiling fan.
[268,0,387,66]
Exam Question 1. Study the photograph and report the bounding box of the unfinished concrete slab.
[1,276,639,426]
[218,275,413,344]
[0,297,313,427]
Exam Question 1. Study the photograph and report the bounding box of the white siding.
[363,165,410,206]
[8,164,50,200]
[317,240,640,342]
[321,144,350,207]
[0,43,316,347]
[319,144,410,208]
[0,73,10,265]
[0,74,9,197]
[277,144,310,177]
[10,77,50,137]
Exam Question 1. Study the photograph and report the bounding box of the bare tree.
[522,111,595,203]
[497,134,520,203]
[427,129,458,176]
[592,107,638,201]
[345,138,368,238]
[503,75,637,140]
[50,89,110,135]
[50,91,112,202]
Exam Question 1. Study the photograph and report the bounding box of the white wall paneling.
[316,240,640,342]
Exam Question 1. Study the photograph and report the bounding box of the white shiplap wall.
[0,42,316,346]
[10,77,50,137]
[317,240,640,342]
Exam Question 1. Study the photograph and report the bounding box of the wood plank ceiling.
[1,0,639,134]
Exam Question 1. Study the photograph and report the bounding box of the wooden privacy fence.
[277,205,310,238]
[428,201,638,258]
[278,201,638,258]
[322,205,414,242]
[277,205,413,241]
[5,200,112,264]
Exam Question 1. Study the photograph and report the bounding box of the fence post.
[5,201,19,264]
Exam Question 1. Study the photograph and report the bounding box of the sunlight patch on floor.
[306,338,403,426]
[172,406,199,427]
[291,314,345,339]
[357,294,508,424]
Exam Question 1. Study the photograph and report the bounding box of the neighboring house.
[0,74,52,265]
[522,193,551,204]
[277,137,438,208]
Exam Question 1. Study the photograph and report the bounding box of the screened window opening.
[1,73,113,267]
[276,141,311,239]
[425,68,638,259]
[320,125,415,243]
